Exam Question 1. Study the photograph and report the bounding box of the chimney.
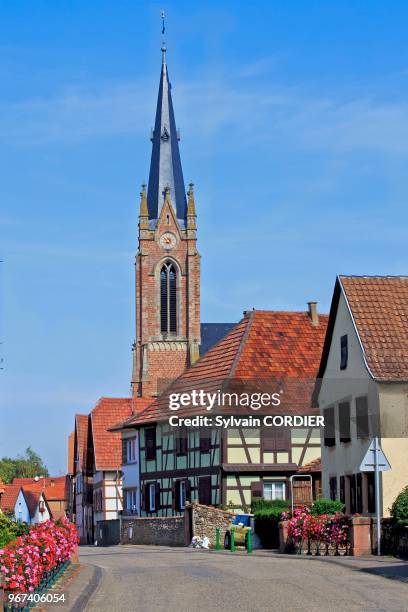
[307,302,319,326]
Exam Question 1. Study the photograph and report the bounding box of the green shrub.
[254,501,289,548]
[251,498,289,513]
[390,486,408,526]
[310,498,344,515]
[0,513,30,547]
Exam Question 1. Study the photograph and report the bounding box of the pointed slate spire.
[147,44,187,227]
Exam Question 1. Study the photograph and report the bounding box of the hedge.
[253,500,289,548]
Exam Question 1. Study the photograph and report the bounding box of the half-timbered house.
[116,306,328,515]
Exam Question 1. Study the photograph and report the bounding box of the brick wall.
[188,502,234,548]
[121,515,186,546]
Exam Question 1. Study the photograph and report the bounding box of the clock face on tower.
[159,232,177,250]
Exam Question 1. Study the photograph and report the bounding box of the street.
[77,546,408,612]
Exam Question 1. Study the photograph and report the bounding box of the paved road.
[79,546,408,612]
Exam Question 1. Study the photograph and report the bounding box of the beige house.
[316,275,408,516]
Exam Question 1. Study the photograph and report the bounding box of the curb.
[68,564,103,612]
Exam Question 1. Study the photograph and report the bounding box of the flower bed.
[0,518,78,599]
[282,505,350,555]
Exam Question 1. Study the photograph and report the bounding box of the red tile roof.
[22,487,43,518]
[123,309,328,426]
[67,432,75,475]
[75,414,89,472]
[12,477,67,502]
[91,397,151,471]
[298,457,321,473]
[340,276,408,381]
[0,484,21,513]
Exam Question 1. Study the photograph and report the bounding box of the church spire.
[146,31,187,227]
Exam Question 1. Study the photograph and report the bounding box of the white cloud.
[2,61,408,155]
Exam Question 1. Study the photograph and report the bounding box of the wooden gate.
[292,480,313,507]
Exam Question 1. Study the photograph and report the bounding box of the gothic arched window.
[160,262,177,334]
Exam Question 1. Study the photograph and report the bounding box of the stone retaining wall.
[120,504,235,548]
[188,502,234,548]
[121,515,186,547]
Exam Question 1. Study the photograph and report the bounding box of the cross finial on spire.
[161,10,166,63]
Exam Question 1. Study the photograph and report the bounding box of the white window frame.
[126,437,137,463]
[149,483,156,512]
[263,481,286,501]
[179,480,186,510]
[125,488,137,514]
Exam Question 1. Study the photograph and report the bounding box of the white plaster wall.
[318,291,378,499]
[14,490,30,523]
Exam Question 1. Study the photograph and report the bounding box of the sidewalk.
[34,562,102,612]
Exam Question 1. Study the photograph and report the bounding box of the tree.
[0,447,49,484]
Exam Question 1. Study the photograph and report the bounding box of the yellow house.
[316,275,408,516]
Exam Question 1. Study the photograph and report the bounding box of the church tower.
[132,44,201,398]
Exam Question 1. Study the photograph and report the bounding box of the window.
[148,482,158,512]
[367,472,376,513]
[198,476,212,506]
[356,396,369,438]
[356,473,363,514]
[349,475,356,514]
[160,262,177,334]
[339,402,351,443]
[176,427,188,456]
[340,334,348,370]
[263,481,286,501]
[329,477,337,501]
[339,476,345,504]
[126,438,137,463]
[262,427,290,452]
[125,489,138,514]
[323,407,335,447]
[145,427,156,461]
[174,479,190,511]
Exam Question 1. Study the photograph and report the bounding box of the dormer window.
[340,334,348,370]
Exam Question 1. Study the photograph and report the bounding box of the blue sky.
[1,1,408,473]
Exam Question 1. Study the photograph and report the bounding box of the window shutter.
[198,476,212,506]
[262,428,289,451]
[176,427,188,456]
[356,397,369,438]
[171,481,177,511]
[339,402,351,443]
[143,483,149,512]
[324,407,335,447]
[250,480,263,501]
[339,476,345,504]
[185,479,191,503]
[145,427,156,461]
[155,482,161,511]
[262,428,276,451]
[199,431,211,453]
[275,428,290,451]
